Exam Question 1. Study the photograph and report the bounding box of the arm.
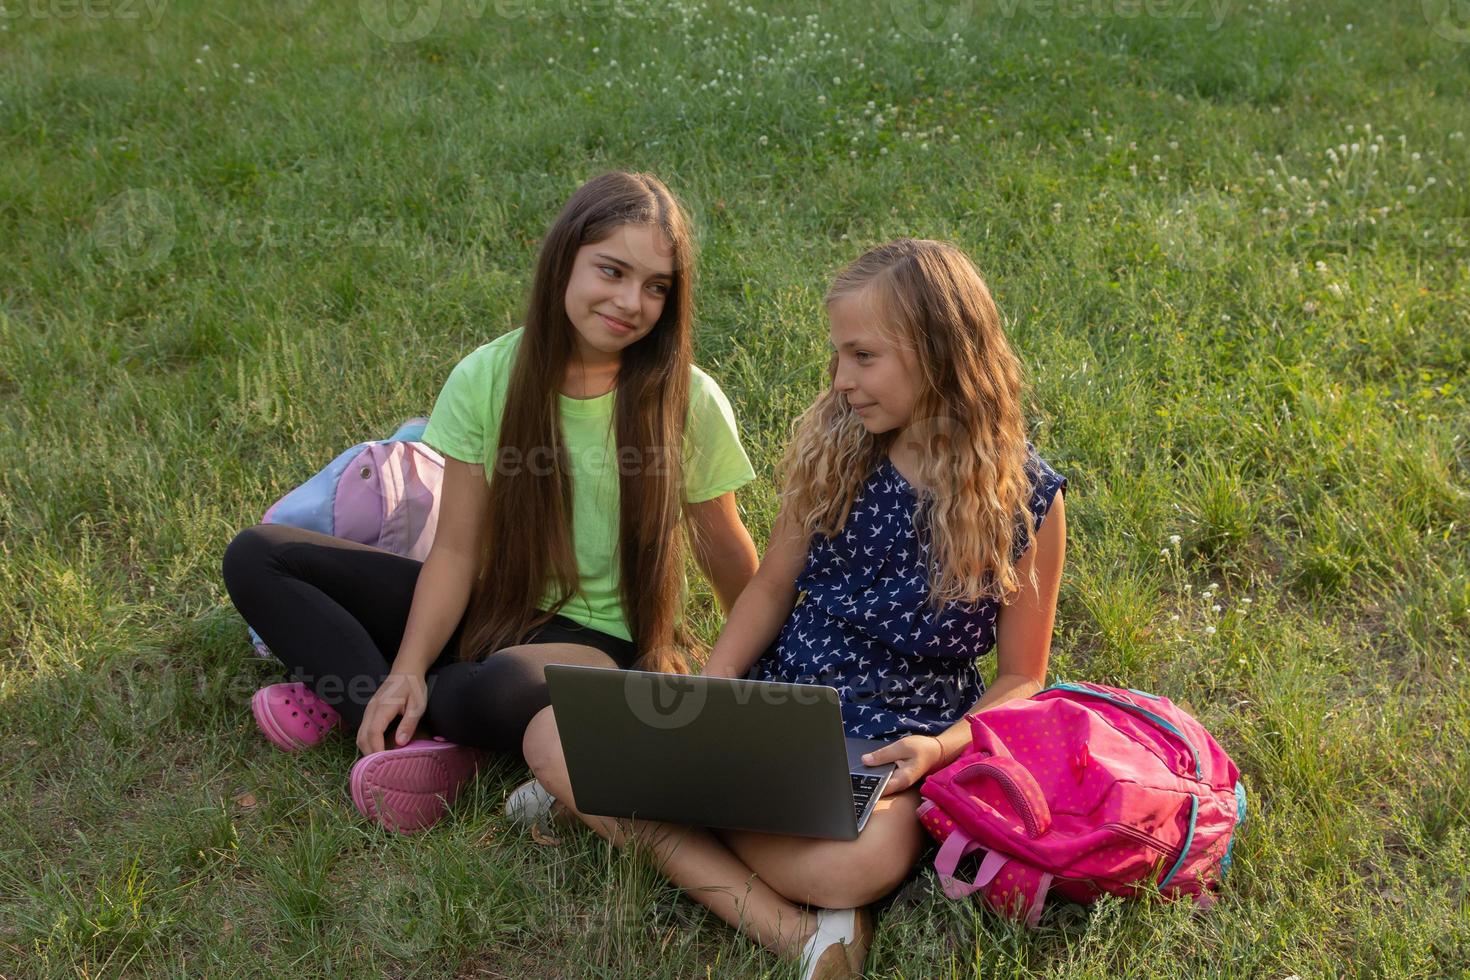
[685,491,759,615]
[865,492,1067,790]
[700,502,810,679]
[357,456,488,754]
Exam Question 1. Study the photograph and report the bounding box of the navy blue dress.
[753,447,1066,741]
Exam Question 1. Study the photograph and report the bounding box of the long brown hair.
[458,172,698,673]
[777,238,1037,608]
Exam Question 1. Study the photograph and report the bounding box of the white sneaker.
[504,777,557,828]
[798,905,872,980]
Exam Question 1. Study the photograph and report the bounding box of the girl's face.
[563,223,675,366]
[828,290,924,436]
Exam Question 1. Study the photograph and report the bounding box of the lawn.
[1,0,1467,976]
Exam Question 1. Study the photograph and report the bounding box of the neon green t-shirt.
[421,327,757,642]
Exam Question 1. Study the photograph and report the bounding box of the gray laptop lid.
[545,666,890,840]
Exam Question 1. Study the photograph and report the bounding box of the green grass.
[2,0,1468,975]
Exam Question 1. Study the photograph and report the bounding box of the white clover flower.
[1169,534,1181,545]
[1212,604,1222,613]
[758,135,768,146]
[1205,626,1216,635]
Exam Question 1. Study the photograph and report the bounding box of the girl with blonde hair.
[523,238,1068,976]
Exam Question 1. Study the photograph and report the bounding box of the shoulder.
[1021,443,1067,532]
[687,362,741,423]
[688,362,733,402]
[458,327,523,369]
[438,327,520,379]
[1024,444,1066,494]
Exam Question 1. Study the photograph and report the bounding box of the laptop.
[544,665,896,841]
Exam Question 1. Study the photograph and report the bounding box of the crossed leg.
[521,705,926,960]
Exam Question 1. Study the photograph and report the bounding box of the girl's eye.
[647,282,669,297]
[856,351,873,362]
[599,266,621,278]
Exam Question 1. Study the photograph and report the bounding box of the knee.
[221,524,278,594]
[805,846,918,908]
[522,707,571,801]
[804,814,925,908]
[472,651,553,729]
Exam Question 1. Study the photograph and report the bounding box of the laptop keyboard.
[851,773,883,820]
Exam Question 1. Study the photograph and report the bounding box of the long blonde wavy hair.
[777,238,1037,608]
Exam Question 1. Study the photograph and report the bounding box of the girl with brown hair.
[223,172,759,833]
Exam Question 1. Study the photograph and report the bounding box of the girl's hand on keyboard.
[862,735,945,796]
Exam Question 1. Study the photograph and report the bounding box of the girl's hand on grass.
[356,672,429,756]
[862,734,947,796]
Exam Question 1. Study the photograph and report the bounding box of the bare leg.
[522,706,818,959]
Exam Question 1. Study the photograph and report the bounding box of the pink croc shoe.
[349,737,485,834]
[251,682,341,752]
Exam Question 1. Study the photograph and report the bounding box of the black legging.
[221,524,639,752]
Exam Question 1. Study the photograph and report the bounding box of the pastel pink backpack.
[248,418,445,658]
[916,682,1245,926]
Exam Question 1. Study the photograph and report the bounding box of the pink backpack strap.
[932,831,992,898]
[981,855,1054,928]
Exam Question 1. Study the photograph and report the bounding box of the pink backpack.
[916,682,1245,926]
[248,418,445,658]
